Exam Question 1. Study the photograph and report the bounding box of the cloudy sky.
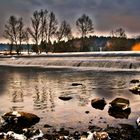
[0,0,140,42]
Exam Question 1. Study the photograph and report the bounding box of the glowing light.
[132,43,140,51]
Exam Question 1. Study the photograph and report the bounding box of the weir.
[0,52,140,70]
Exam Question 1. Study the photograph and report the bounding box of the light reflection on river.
[0,67,140,131]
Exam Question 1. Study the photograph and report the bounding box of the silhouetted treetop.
[76,14,94,38]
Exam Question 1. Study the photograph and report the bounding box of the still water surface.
[0,67,140,131]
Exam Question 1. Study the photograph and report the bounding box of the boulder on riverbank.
[0,111,40,132]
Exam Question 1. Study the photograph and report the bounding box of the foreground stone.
[105,124,140,140]
[91,98,107,110]
[93,131,110,140]
[0,124,140,140]
[0,128,43,140]
[0,111,40,132]
[108,98,131,119]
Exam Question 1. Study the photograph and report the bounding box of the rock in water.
[129,86,140,95]
[91,98,106,110]
[0,111,40,132]
[108,98,131,119]
[59,96,73,101]
[130,79,139,84]
[72,83,83,86]
[109,98,129,110]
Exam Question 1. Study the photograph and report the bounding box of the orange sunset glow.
[132,43,140,51]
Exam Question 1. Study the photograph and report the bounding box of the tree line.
[3,9,132,54]
[4,9,94,54]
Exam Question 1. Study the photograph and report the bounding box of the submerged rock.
[59,96,73,101]
[129,86,140,94]
[108,98,131,119]
[72,83,83,86]
[44,124,53,128]
[0,111,40,132]
[91,98,106,110]
[130,79,139,84]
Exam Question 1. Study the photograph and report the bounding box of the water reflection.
[10,81,24,103]
[32,74,55,112]
[75,84,90,106]
[0,68,140,129]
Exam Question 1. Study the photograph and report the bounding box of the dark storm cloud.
[0,0,140,40]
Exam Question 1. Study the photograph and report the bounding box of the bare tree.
[39,9,48,42]
[28,10,41,53]
[4,16,19,54]
[111,28,127,38]
[107,28,127,51]
[56,20,72,41]
[47,12,58,43]
[76,14,94,38]
[23,28,30,54]
[18,18,25,54]
[115,28,127,38]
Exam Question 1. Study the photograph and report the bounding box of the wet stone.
[85,111,90,114]
[129,86,140,95]
[44,124,53,128]
[108,98,131,119]
[88,125,102,132]
[0,111,40,132]
[71,83,83,86]
[91,98,107,110]
[93,131,110,140]
[58,96,73,101]
[105,125,140,140]
[109,97,129,109]
[73,131,81,139]
[43,133,56,140]
[108,107,131,119]
[130,79,139,83]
